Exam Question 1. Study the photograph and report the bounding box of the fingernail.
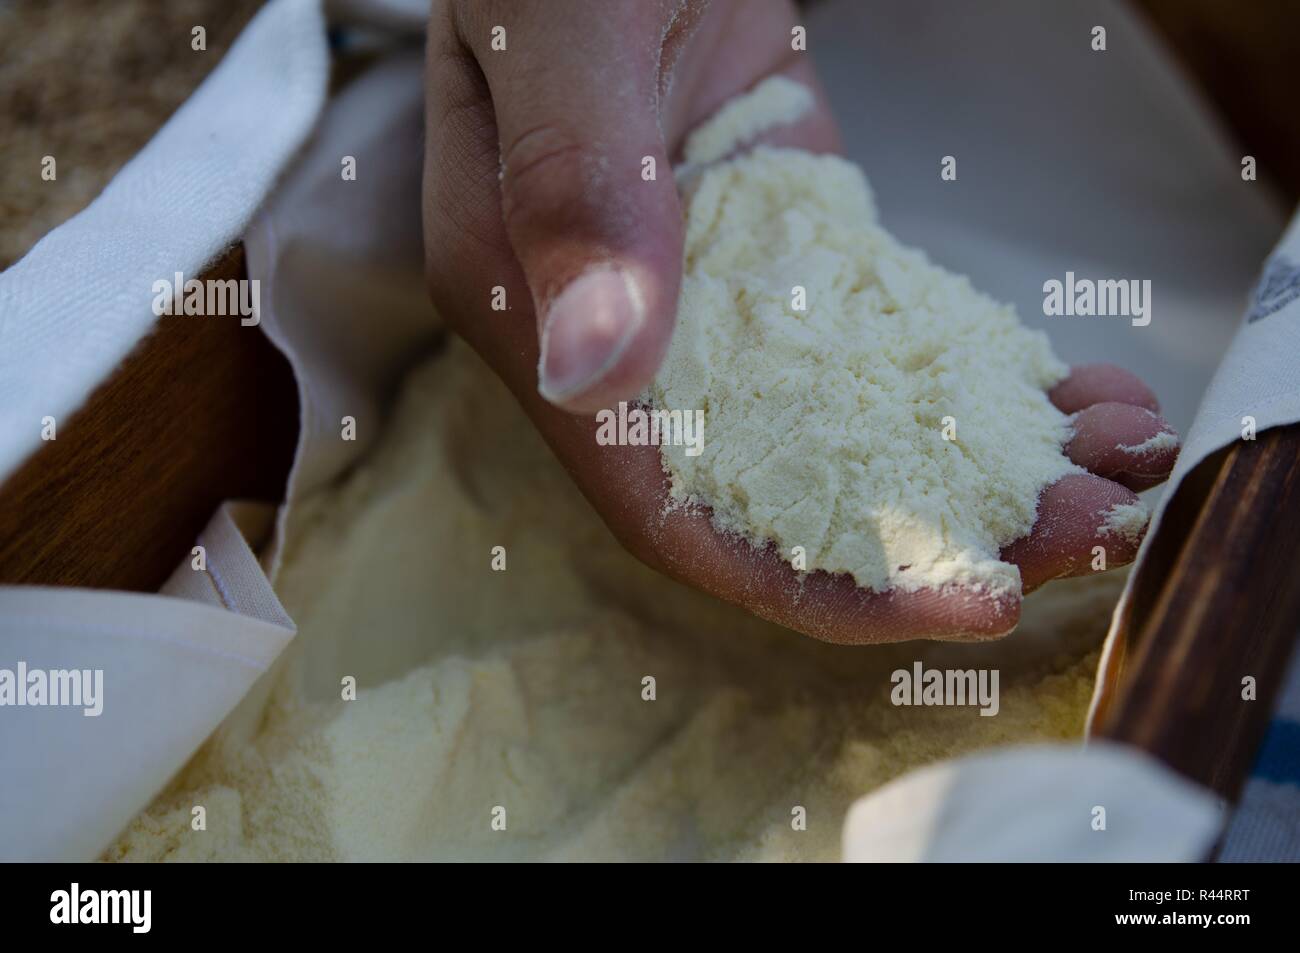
[538,267,643,404]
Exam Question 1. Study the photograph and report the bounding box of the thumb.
[467,8,684,412]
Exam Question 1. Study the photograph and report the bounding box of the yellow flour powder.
[652,84,1075,597]
[105,339,1120,862]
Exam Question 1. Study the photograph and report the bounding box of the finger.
[1049,363,1160,414]
[422,9,529,360]
[1001,473,1147,593]
[1065,402,1180,491]
[459,2,686,413]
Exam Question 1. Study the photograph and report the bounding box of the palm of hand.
[422,0,1177,643]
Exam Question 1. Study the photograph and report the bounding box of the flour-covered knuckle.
[498,128,623,254]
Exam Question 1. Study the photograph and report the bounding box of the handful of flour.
[649,79,1076,598]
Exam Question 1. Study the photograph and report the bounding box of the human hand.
[421,0,1178,642]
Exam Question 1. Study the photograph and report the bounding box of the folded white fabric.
[243,49,440,577]
[1164,213,1300,484]
[842,742,1224,862]
[0,0,329,484]
[0,504,295,862]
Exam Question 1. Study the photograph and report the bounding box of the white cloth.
[842,743,1224,862]
[0,0,329,483]
[0,504,295,861]
[241,49,440,577]
[1159,213,1300,481]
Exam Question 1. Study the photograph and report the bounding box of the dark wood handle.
[1097,424,1300,801]
[0,246,299,592]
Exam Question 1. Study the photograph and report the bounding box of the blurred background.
[2,0,1298,272]
[1,0,264,269]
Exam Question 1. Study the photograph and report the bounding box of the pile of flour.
[105,338,1120,863]
[650,80,1075,597]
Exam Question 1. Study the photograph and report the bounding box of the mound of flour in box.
[651,83,1075,597]
[104,337,1118,863]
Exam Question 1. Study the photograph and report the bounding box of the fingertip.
[537,262,677,413]
[1065,402,1180,491]
[537,266,646,408]
[1050,363,1160,415]
[1003,473,1145,592]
